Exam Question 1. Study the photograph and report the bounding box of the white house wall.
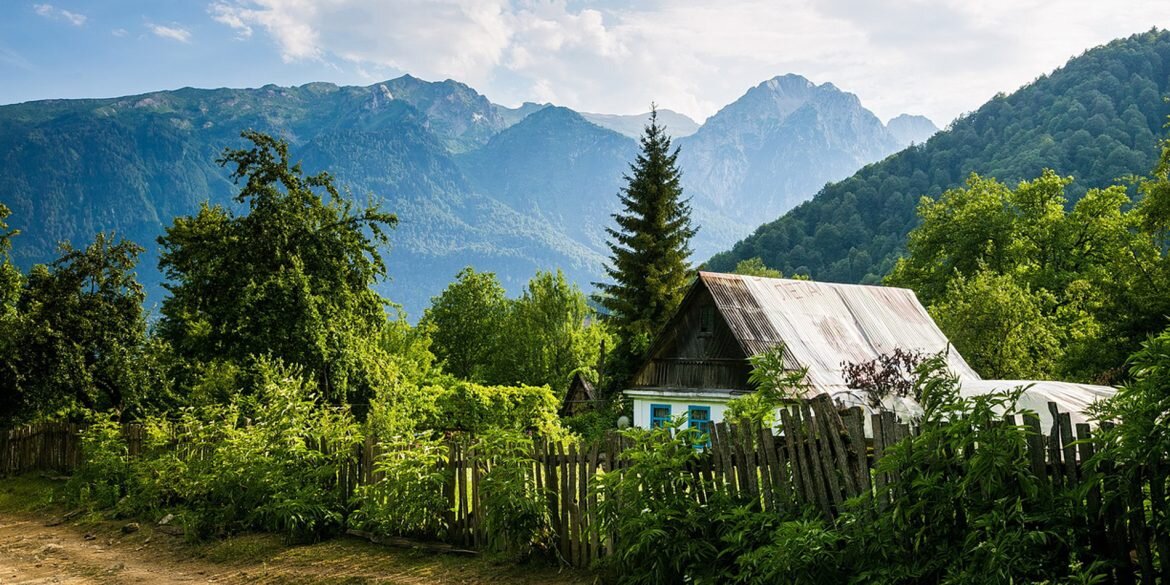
[632,397,731,429]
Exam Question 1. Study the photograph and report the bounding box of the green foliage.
[846,355,1073,584]
[1092,327,1170,469]
[710,30,1170,288]
[1090,326,1170,547]
[562,400,623,444]
[349,433,450,539]
[598,355,1106,584]
[422,268,610,397]
[475,430,555,559]
[420,267,508,381]
[596,107,697,392]
[727,345,808,426]
[493,270,611,396]
[158,130,398,405]
[67,358,364,542]
[596,420,715,584]
[730,257,784,278]
[887,168,1169,382]
[0,203,23,423]
[930,268,1063,379]
[729,515,847,585]
[730,257,807,280]
[431,381,563,439]
[6,234,153,421]
[66,412,133,510]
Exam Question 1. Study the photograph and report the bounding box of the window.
[650,404,672,428]
[688,405,712,436]
[699,305,714,333]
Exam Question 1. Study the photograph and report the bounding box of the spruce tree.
[596,107,696,390]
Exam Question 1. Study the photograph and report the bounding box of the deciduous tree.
[14,234,149,418]
[158,131,398,404]
[420,267,508,381]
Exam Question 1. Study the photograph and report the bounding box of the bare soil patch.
[0,477,596,585]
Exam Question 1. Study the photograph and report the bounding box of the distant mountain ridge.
[0,73,933,316]
[678,74,929,236]
[580,109,700,138]
[708,29,1170,285]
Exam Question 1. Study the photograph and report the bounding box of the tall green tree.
[595,107,696,389]
[419,267,508,381]
[496,270,611,396]
[888,166,1169,382]
[0,204,23,423]
[158,131,398,404]
[10,234,149,419]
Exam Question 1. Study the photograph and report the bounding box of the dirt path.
[0,510,596,585]
[0,513,249,585]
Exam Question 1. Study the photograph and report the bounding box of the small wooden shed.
[559,371,598,417]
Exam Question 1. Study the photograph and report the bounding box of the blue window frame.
[688,405,712,443]
[650,404,672,428]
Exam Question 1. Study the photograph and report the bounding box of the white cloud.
[209,2,253,38]
[33,3,87,26]
[206,0,1170,126]
[111,28,128,37]
[148,23,193,43]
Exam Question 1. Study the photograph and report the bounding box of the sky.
[1,0,1167,127]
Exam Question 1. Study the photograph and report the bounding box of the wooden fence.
[2,397,1168,583]
[0,422,83,475]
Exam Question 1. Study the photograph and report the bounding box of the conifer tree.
[596,107,696,390]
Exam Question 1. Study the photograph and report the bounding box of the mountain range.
[0,73,932,315]
[707,29,1170,283]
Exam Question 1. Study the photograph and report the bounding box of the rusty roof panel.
[698,272,981,391]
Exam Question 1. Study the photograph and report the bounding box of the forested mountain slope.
[0,71,933,315]
[707,30,1170,282]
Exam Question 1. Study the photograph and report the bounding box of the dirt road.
[0,513,236,584]
[0,510,595,585]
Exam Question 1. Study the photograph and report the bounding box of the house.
[559,371,598,417]
[624,272,1114,431]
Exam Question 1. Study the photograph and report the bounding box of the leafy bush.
[846,355,1074,584]
[563,408,619,444]
[475,430,554,559]
[842,348,926,407]
[1089,325,1170,568]
[727,345,807,426]
[431,381,564,439]
[67,412,132,510]
[596,420,716,584]
[349,432,450,539]
[729,515,846,585]
[67,358,363,542]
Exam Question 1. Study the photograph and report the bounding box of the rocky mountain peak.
[886,113,939,146]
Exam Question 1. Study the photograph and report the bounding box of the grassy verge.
[0,472,67,514]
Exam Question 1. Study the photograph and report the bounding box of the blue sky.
[1,1,1166,126]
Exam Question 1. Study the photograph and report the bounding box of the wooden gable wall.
[631,283,752,390]
[651,285,744,360]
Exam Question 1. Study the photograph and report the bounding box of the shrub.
[67,358,363,542]
[596,420,716,584]
[349,432,450,539]
[846,355,1073,584]
[475,429,554,559]
[431,381,564,439]
[67,412,132,510]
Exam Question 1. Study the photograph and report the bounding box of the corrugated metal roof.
[699,272,981,393]
[958,379,1115,428]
